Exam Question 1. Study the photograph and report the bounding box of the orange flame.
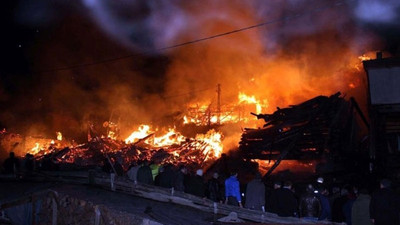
[125,125,152,144]
[152,128,186,147]
[56,132,62,141]
[124,125,223,161]
[29,143,42,155]
[195,129,223,158]
[238,92,269,114]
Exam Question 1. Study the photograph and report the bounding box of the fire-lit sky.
[1,0,400,143]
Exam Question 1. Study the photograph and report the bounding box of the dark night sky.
[1,0,399,141]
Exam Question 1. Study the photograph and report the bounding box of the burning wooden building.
[239,92,369,176]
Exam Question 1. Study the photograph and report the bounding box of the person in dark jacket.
[245,172,265,211]
[266,180,282,213]
[102,157,112,173]
[299,184,321,220]
[22,153,35,173]
[270,180,298,217]
[332,184,353,223]
[113,158,124,176]
[137,160,154,185]
[343,190,356,225]
[156,164,175,188]
[352,188,373,225]
[186,169,206,197]
[207,172,223,203]
[316,185,331,221]
[174,165,187,191]
[370,179,400,225]
[154,166,163,186]
[3,152,20,174]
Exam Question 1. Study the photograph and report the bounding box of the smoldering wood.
[30,133,216,171]
[239,92,364,164]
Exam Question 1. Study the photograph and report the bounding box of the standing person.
[113,157,124,176]
[332,184,352,223]
[316,185,332,221]
[174,165,187,192]
[137,160,153,185]
[266,180,282,213]
[149,161,160,181]
[299,184,321,221]
[102,157,112,173]
[154,166,164,186]
[22,153,35,173]
[157,164,175,188]
[3,152,20,174]
[271,180,298,217]
[225,171,243,207]
[127,161,141,182]
[352,188,373,225]
[343,186,357,225]
[370,179,400,225]
[245,172,265,211]
[186,169,206,197]
[208,172,223,203]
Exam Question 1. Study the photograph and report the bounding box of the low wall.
[2,190,161,225]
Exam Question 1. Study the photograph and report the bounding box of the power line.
[36,0,347,73]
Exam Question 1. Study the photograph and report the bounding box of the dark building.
[363,53,400,176]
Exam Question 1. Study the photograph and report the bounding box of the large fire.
[0,51,373,174]
[2,0,388,174]
[1,51,371,170]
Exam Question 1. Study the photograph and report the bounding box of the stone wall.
[37,193,161,225]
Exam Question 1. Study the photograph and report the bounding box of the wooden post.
[94,205,101,225]
[52,198,57,225]
[32,196,36,225]
[110,173,116,191]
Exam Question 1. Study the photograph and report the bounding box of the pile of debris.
[32,135,219,171]
[239,92,367,161]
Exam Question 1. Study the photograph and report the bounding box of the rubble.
[239,92,368,177]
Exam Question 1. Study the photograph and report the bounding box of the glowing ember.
[255,159,318,175]
[348,83,356,89]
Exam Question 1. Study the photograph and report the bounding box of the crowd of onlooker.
[104,158,400,225]
[2,151,400,225]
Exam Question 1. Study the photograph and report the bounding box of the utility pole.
[217,84,221,124]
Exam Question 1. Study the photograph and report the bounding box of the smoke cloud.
[354,0,400,23]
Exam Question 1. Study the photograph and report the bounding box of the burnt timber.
[239,92,368,173]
